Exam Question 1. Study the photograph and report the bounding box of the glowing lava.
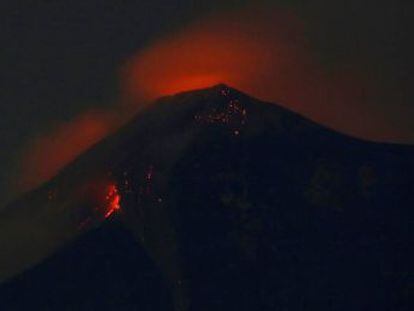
[104,183,121,219]
[194,88,247,135]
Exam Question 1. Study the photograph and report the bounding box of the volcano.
[0,85,413,310]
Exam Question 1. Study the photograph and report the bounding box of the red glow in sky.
[122,7,403,142]
[17,110,119,192]
[16,5,410,195]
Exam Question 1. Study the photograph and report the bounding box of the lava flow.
[104,183,121,219]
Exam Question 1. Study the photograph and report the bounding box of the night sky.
[1,0,413,206]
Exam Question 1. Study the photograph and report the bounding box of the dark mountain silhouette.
[1,84,413,310]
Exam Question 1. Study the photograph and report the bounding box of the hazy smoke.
[16,110,120,193]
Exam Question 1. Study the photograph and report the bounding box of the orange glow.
[121,10,277,102]
[122,7,400,141]
[121,8,312,103]
[158,74,225,96]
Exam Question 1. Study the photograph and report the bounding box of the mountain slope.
[1,84,413,310]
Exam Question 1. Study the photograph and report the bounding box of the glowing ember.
[194,91,247,135]
[104,184,121,219]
